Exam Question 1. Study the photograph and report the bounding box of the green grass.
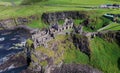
[0,0,119,19]
[58,20,64,25]
[56,35,120,73]
[28,19,49,28]
[74,19,84,25]
[83,16,111,32]
[0,0,22,5]
[98,22,120,31]
[26,39,33,47]
[0,5,87,19]
[90,37,120,73]
[0,0,120,29]
[42,0,120,5]
[64,47,89,64]
[1,0,119,5]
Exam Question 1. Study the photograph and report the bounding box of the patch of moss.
[36,46,55,57]
[26,39,33,47]
[31,54,39,63]
[39,60,48,67]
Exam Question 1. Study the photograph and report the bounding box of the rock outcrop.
[86,31,120,42]
[72,34,91,57]
[0,15,38,30]
[0,52,27,72]
[51,64,102,73]
[41,11,88,24]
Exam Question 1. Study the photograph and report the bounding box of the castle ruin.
[31,18,74,48]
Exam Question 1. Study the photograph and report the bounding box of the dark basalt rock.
[21,69,37,73]
[51,64,102,73]
[0,15,38,30]
[72,34,91,57]
[22,64,102,73]
[93,31,120,43]
[41,11,88,24]
[116,31,120,45]
[0,52,27,71]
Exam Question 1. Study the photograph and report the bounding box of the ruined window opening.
[66,26,68,29]
[62,28,64,30]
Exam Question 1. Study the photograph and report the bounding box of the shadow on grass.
[117,57,120,70]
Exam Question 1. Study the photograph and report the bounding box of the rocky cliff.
[0,52,27,72]
[71,34,91,57]
[89,31,120,43]
[41,11,88,24]
[51,64,102,73]
[0,15,38,30]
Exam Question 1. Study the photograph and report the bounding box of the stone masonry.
[31,18,74,49]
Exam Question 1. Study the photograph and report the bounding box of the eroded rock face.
[0,19,16,29]
[116,31,120,45]
[21,69,37,73]
[51,64,102,73]
[90,31,120,43]
[0,52,27,71]
[0,15,38,30]
[72,34,91,56]
[41,11,88,24]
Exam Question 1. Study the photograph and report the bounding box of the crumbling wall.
[31,18,74,49]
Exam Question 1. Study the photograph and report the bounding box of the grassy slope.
[90,37,120,73]
[98,22,120,31]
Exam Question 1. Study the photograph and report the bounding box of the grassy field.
[1,0,119,5]
[0,0,119,29]
[42,0,120,5]
[0,0,120,19]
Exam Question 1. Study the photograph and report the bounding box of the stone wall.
[31,18,74,49]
